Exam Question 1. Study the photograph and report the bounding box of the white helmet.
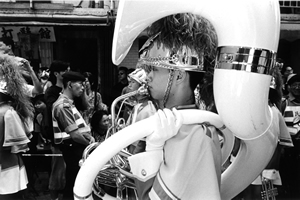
[128,68,147,84]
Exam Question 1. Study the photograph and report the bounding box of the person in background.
[283,73,296,99]
[44,60,70,200]
[82,72,108,125]
[0,37,43,199]
[124,67,157,154]
[283,66,293,82]
[32,94,49,148]
[281,74,300,199]
[0,37,42,146]
[45,61,70,107]
[112,66,129,119]
[194,72,216,112]
[112,66,129,104]
[90,109,117,197]
[118,68,137,122]
[0,37,43,97]
[44,60,71,142]
[282,65,294,97]
[52,71,95,198]
[21,94,50,198]
[241,65,293,200]
[0,54,34,200]
[121,68,136,95]
[38,67,51,93]
[113,66,129,97]
[90,110,111,143]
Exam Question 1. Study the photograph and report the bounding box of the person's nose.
[104,121,109,126]
[146,71,153,83]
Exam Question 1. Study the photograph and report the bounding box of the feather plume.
[148,13,218,60]
[0,54,34,121]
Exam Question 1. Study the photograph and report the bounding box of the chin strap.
[163,69,175,107]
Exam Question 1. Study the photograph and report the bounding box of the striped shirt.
[52,94,90,144]
[282,98,300,136]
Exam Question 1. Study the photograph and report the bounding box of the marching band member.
[126,68,157,125]
[0,54,34,198]
[127,13,221,199]
[125,68,157,154]
[73,1,281,200]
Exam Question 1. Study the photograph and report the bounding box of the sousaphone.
[74,0,280,199]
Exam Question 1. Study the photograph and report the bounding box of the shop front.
[0,0,118,105]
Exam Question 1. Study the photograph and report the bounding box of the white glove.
[146,108,183,151]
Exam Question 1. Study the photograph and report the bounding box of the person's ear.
[176,70,186,84]
[54,72,59,77]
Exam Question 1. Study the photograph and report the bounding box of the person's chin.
[148,90,157,99]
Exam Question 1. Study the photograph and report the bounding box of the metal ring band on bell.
[215,46,276,75]
[73,192,92,200]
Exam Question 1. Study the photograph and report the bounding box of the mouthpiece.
[110,84,149,133]
[136,84,149,96]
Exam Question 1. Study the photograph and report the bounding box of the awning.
[0,2,116,26]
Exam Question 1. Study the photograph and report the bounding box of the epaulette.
[62,98,71,108]
[55,97,71,109]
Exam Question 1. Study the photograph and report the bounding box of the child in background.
[125,68,157,154]
[32,94,49,149]
[90,110,111,143]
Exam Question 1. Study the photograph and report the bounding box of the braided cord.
[163,69,175,107]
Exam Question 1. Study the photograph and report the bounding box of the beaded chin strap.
[163,69,175,108]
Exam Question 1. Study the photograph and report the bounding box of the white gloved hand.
[146,108,183,151]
